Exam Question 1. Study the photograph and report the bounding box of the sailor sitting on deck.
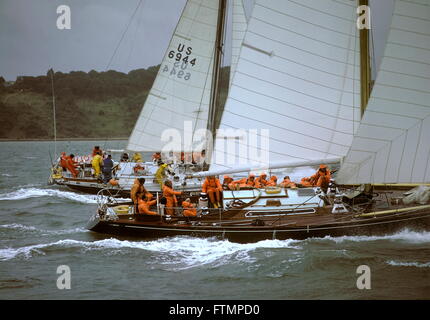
[246,174,256,188]
[280,176,296,188]
[137,192,158,215]
[222,175,234,190]
[254,173,268,188]
[301,165,331,190]
[266,176,278,186]
[202,176,222,209]
[182,198,197,217]
[227,174,256,190]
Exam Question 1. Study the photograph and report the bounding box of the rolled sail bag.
[403,186,430,205]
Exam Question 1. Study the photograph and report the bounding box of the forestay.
[211,0,361,171]
[336,0,430,184]
[127,0,219,152]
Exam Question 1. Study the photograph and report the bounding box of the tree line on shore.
[0,66,229,140]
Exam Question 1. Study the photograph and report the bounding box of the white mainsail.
[210,0,361,171]
[230,0,248,86]
[127,0,220,153]
[336,0,430,184]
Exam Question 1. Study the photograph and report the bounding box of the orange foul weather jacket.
[131,183,153,204]
[182,200,197,217]
[280,177,296,188]
[266,176,278,186]
[202,177,223,205]
[163,185,182,215]
[65,156,79,178]
[202,177,222,194]
[138,199,157,215]
[254,175,268,188]
[301,168,331,188]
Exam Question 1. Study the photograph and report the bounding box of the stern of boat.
[48,166,65,185]
[86,188,133,232]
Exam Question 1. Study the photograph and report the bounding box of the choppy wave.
[0,187,101,204]
[0,173,15,177]
[2,230,430,269]
[311,229,430,244]
[140,237,301,270]
[0,223,88,236]
[386,260,430,268]
[0,237,300,268]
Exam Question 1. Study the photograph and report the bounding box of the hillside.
[0,66,230,140]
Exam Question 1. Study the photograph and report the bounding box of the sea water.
[0,141,429,299]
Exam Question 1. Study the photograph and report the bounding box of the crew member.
[131,178,152,211]
[266,176,278,186]
[228,177,248,190]
[202,176,222,209]
[280,176,296,188]
[301,165,331,189]
[222,175,234,190]
[102,154,114,184]
[163,180,182,215]
[182,198,197,217]
[246,174,256,187]
[132,152,143,162]
[92,146,102,157]
[91,151,103,179]
[60,152,68,171]
[121,153,129,162]
[65,154,79,178]
[137,193,158,215]
[152,152,161,162]
[254,173,268,188]
[155,163,173,187]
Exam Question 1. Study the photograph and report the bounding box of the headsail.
[336,0,430,184]
[127,0,220,153]
[210,0,361,171]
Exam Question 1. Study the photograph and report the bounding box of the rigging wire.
[101,0,144,153]
[105,0,144,71]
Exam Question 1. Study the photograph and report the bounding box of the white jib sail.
[127,0,220,153]
[336,0,430,184]
[211,0,361,171]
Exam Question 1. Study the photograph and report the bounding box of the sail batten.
[336,0,430,184]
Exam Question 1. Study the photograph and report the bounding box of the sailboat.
[87,0,430,242]
[49,0,234,197]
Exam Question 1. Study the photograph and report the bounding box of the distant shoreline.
[0,137,128,142]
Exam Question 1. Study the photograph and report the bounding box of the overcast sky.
[0,0,393,81]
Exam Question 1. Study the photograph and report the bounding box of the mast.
[358,0,372,192]
[358,0,371,117]
[50,68,57,159]
[207,0,228,142]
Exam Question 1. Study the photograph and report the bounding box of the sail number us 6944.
[163,43,196,81]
